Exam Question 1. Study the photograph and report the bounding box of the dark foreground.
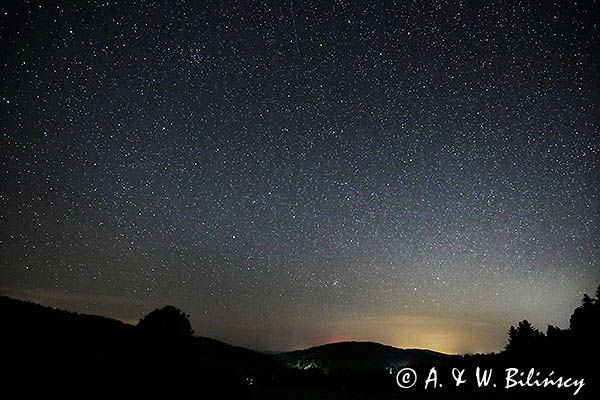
[1,295,598,399]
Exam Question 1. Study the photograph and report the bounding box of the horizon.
[6,291,470,354]
[1,1,598,357]
[0,292,514,355]
[0,285,593,355]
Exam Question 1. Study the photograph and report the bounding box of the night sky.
[1,0,599,354]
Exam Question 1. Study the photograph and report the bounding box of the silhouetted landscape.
[2,1,599,398]
[278,341,451,374]
[2,285,599,398]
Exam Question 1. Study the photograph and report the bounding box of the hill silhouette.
[2,285,599,399]
[278,341,452,374]
[0,295,285,396]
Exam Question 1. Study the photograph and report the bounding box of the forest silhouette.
[504,285,600,361]
[1,285,598,399]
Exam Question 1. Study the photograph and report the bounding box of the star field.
[1,0,599,353]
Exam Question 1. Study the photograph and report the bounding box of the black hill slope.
[278,341,452,374]
[2,290,599,399]
[0,295,283,391]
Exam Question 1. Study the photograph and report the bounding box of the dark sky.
[1,0,599,353]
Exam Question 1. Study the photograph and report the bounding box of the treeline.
[504,285,600,360]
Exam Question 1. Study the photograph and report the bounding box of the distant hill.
[278,341,454,374]
[2,294,598,398]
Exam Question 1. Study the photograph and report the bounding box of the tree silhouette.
[505,319,544,353]
[505,285,600,357]
[546,324,564,338]
[137,305,194,336]
[569,285,600,340]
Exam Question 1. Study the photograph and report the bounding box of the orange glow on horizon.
[298,314,509,355]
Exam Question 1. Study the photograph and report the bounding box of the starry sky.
[1,0,599,354]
